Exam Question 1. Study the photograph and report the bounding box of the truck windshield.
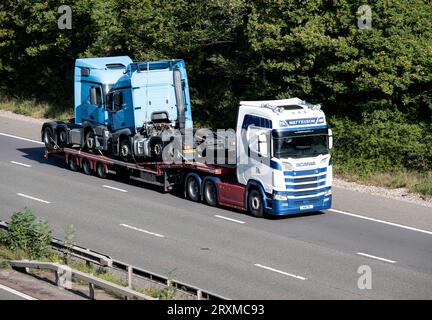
[273,135,329,158]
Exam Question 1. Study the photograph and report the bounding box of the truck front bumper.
[266,194,332,216]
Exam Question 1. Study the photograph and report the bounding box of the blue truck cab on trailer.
[43,56,193,161]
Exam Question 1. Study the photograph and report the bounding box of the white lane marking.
[10,161,32,168]
[0,132,44,145]
[357,252,397,264]
[120,223,165,238]
[103,185,128,193]
[0,283,37,300]
[328,208,432,236]
[17,193,50,204]
[254,263,307,281]
[214,215,246,224]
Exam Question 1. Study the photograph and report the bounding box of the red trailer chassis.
[45,147,248,212]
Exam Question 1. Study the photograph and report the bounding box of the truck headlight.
[324,189,332,196]
[320,157,329,164]
[273,194,288,201]
[283,162,293,171]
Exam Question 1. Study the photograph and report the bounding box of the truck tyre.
[204,180,218,207]
[43,127,55,149]
[96,162,107,179]
[186,176,200,202]
[120,137,132,162]
[68,156,78,172]
[57,128,68,148]
[82,159,92,175]
[248,189,264,218]
[85,130,96,152]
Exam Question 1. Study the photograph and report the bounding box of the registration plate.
[300,205,314,210]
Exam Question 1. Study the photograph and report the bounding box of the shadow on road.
[17,147,65,168]
[265,211,325,220]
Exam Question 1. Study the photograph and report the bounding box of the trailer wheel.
[186,176,201,202]
[204,180,218,206]
[96,162,107,179]
[82,158,92,175]
[248,189,264,218]
[43,127,55,149]
[68,156,78,172]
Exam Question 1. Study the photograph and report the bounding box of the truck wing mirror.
[328,129,333,150]
[106,94,112,111]
[90,87,98,105]
[90,87,103,107]
[258,133,269,158]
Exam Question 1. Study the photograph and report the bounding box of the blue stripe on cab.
[270,160,282,171]
[284,186,331,196]
[285,181,326,190]
[242,115,272,130]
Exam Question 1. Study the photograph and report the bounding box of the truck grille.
[284,168,329,197]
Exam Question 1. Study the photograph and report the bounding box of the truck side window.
[90,86,102,107]
[113,92,123,111]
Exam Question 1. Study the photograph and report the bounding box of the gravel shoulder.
[334,178,432,209]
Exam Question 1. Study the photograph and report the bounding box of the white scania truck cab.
[235,98,333,216]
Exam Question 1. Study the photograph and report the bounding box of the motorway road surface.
[0,117,431,299]
[0,284,35,300]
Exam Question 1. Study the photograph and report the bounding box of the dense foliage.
[0,0,431,173]
[2,208,53,259]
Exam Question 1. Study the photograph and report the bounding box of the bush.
[0,230,8,245]
[329,110,432,176]
[7,208,53,259]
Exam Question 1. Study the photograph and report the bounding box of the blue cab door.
[110,90,127,131]
[83,85,106,125]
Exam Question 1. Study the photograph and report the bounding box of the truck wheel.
[43,127,55,149]
[68,156,78,172]
[248,189,264,218]
[82,159,92,175]
[57,128,68,148]
[120,138,132,162]
[85,131,96,151]
[204,180,218,206]
[96,162,107,179]
[186,176,200,202]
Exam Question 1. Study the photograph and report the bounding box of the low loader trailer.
[44,98,334,218]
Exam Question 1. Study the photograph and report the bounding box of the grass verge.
[335,168,432,198]
[0,242,181,299]
[0,97,72,121]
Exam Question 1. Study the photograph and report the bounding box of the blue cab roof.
[75,56,133,69]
